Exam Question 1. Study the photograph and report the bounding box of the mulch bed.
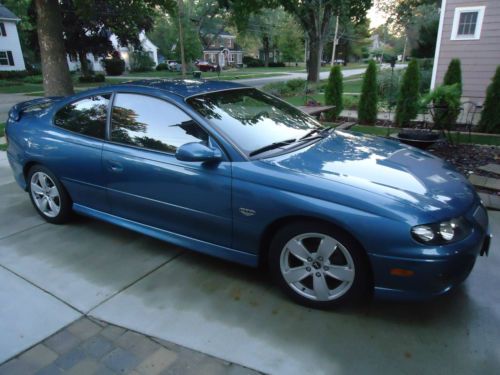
[428,142,499,178]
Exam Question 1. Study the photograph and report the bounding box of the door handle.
[106,160,123,173]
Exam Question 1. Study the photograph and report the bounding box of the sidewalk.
[0,317,260,375]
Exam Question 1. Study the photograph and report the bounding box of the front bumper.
[370,224,491,301]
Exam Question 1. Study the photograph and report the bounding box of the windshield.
[187,88,322,156]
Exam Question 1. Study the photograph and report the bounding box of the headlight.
[411,217,471,244]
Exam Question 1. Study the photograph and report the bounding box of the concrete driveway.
[0,150,499,374]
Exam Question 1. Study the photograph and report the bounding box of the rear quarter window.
[54,94,110,139]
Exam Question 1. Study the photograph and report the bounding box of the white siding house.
[67,32,159,72]
[0,3,26,71]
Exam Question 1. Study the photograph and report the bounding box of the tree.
[220,0,371,81]
[395,59,420,126]
[443,58,462,96]
[277,16,303,65]
[358,60,378,124]
[411,18,438,58]
[34,0,74,96]
[325,65,343,117]
[60,0,176,77]
[478,66,500,134]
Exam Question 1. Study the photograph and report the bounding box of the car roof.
[115,79,248,99]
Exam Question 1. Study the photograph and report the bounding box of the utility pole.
[330,15,339,66]
[402,35,408,63]
[177,0,187,77]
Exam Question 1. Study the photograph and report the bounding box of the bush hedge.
[243,56,264,67]
[156,63,169,71]
[395,59,421,126]
[325,65,343,117]
[102,56,125,76]
[78,74,105,83]
[358,60,378,125]
[443,59,462,96]
[478,66,500,134]
[130,51,155,72]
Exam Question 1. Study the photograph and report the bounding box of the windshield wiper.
[249,138,297,157]
[299,125,334,141]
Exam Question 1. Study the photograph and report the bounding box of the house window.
[451,6,486,40]
[0,51,14,66]
[0,22,6,36]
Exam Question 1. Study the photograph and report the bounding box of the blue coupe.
[5,80,491,308]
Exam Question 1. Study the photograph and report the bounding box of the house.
[202,31,243,68]
[0,3,26,71]
[431,0,500,103]
[67,32,159,72]
[259,48,280,63]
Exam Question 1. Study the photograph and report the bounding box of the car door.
[102,92,232,247]
[51,94,110,212]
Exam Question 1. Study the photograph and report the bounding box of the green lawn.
[343,79,363,93]
[0,123,6,151]
[351,125,500,146]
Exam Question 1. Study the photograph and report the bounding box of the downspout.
[431,0,447,90]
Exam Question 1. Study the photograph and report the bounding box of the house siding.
[434,0,500,103]
[0,20,25,71]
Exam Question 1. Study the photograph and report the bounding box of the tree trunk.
[263,35,270,68]
[78,50,91,77]
[34,0,74,96]
[307,34,322,82]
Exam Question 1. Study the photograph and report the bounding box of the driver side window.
[111,93,208,153]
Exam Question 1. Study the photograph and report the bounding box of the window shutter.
[0,23,5,36]
[7,51,14,66]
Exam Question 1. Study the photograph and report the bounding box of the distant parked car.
[166,60,181,72]
[5,80,491,309]
[195,60,218,72]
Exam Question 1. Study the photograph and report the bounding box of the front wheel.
[269,222,371,308]
[27,165,72,224]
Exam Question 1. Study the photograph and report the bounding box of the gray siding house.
[431,0,500,103]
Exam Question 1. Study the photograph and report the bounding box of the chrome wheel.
[30,172,61,218]
[279,232,355,301]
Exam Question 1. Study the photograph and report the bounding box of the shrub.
[156,63,169,71]
[78,74,105,83]
[377,69,402,105]
[130,51,155,72]
[262,82,292,97]
[268,61,285,67]
[22,75,44,84]
[395,59,420,126]
[102,53,125,76]
[325,65,343,117]
[358,60,378,125]
[243,56,264,67]
[286,78,306,92]
[443,58,462,96]
[0,70,29,80]
[478,66,500,134]
[422,84,461,132]
[343,95,359,110]
[419,68,432,94]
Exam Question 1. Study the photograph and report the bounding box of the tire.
[268,221,371,309]
[27,165,72,224]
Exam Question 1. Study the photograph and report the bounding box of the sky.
[368,5,388,29]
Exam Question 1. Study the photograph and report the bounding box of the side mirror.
[175,142,223,162]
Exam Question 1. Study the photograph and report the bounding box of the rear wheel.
[269,221,371,308]
[27,165,72,224]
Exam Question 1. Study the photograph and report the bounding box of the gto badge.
[239,208,256,217]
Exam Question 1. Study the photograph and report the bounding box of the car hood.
[262,131,476,219]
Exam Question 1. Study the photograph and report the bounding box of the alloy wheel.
[279,232,355,301]
[30,172,61,218]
